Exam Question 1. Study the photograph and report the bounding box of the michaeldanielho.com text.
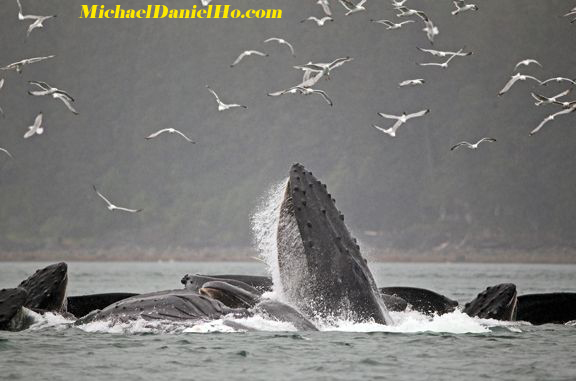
[79,5,282,19]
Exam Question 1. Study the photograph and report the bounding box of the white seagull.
[399,79,425,87]
[0,55,55,74]
[450,138,496,151]
[531,90,571,106]
[206,85,247,111]
[293,57,353,79]
[339,0,367,15]
[317,0,332,15]
[530,106,576,136]
[418,49,462,68]
[23,112,44,139]
[17,0,57,37]
[540,77,576,86]
[417,47,472,57]
[514,59,542,71]
[200,0,212,6]
[0,147,13,159]
[28,81,78,115]
[300,16,334,26]
[395,6,424,18]
[0,78,4,117]
[230,50,268,67]
[374,109,430,137]
[392,0,407,6]
[92,185,142,214]
[146,128,195,143]
[264,37,295,56]
[498,73,542,96]
[451,1,478,15]
[268,86,333,106]
[370,19,414,29]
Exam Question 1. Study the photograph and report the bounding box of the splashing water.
[250,177,288,301]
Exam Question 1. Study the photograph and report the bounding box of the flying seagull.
[374,109,430,137]
[417,47,472,57]
[339,0,367,16]
[421,17,439,44]
[0,78,4,117]
[28,81,78,115]
[498,73,542,96]
[17,0,57,37]
[300,16,334,26]
[392,0,407,6]
[450,138,496,151]
[146,128,195,143]
[293,57,353,79]
[395,6,424,18]
[92,185,142,214]
[201,0,212,6]
[540,77,576,86]
[0,55,55,74]
[531,90,572,106]
[230,50,268,67]
[370,19,414,29]
[399,79,425,87]
[317,0,332,15]
[418,49,463,68]
[514,59,542,71]
[206,85,247,111]
[23,112,44,139]
[530,106,576,136]
[0,147,13,159]
[264,37,295,56]
[451,1,478,15]
[268,86,333,106]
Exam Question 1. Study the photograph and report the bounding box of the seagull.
[268,86,333,106]
[530,106,576,136]
[206,85,247,111]
[200,0,212,6]
[317,0,332,15]
[146,128,195,143]
[375,109,430,137]
[300,16,334,26]
[540,77,576,86]
[0,147,13,159]
[395,6,423,17]
[418,49,462,68]
[92,185,142,214]
[27,81,78,115]
[391,0,407,6]
[451,1,478,15]
[16,0,57,37]
[399,79,425,87]
[23,112,44,139]
[293,57,353,78]
[450,138,496,151]
[531,89,571,106]
[264,37,295,56]
[230,50,268,67]
[417,47,472,57]
[370,19,414,29]
[514,59,542,71]
[421,17,439,44]
[339,0,367,15]
[0,78,4,117]
[0,55,55,74]
[498,73,542,96]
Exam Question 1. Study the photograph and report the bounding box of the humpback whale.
[463,284,518,320]
[182,274,271,294]
[276,163,392,324]
[67,293,139,318]
[517,293,576,325]
[380,287,458,315]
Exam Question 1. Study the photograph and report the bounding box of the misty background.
[0,0,575,260]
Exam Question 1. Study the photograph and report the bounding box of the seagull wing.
[93,185,114,207]
[372,124,392,135]
[450,142,471,151]
[378,112,401,120]
[311,89,333,106]
[34,112,43,129]
[478,137,497,144]
[338,0,355,11]
[328,57,353,70]
[25,55,55,64]
[318,0,332,15]
[113,206,142,214]
[524,75,542,84]
[28,80,52,90]
[406,109,430,119]
[498,76,520,96]
[0,78,4,90]
[55,93,78,114]
[146,128,170,139]
[231,52,247,67]
[0,148,13,158]
[174,129,195,143]
[205,86,222,103]
[247,50,267,57]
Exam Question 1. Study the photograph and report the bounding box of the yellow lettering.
[79,5,98,18]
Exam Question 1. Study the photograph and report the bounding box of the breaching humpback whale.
[276,163,392,324]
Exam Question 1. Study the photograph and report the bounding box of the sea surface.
[0,262,575,381]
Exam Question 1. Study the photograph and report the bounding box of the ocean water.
[1,261,575,381]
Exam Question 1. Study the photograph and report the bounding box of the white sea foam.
[250,177,288,301]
